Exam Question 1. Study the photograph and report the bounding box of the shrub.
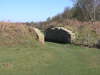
[74,25,98,47]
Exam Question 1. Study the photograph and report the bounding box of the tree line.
[48,0,100,22]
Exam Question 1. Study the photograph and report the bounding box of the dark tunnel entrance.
[45,28,71,44]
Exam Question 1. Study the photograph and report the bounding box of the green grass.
[0,42,100,75]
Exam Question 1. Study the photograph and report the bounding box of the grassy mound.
[0,22,38,46]
[0,22,100,75]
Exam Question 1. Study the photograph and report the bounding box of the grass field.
[0,42,100,75]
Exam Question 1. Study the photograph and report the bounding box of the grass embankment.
[0,22,100,75]
[0,42,100,75]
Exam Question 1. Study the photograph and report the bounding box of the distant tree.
[47,0,100,23]
[47,17,51,22]
[72,0,100,22]
[96,1,100,21]
[62,7,74,19]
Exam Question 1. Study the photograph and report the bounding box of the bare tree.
[72,0,99,23]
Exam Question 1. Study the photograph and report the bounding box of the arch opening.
[45,28,72,44]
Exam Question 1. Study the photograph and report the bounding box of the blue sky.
[0,0,73,22]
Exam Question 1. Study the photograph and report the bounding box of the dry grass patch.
[0,22,44,46]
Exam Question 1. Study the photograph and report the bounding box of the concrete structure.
[45,27,75,43]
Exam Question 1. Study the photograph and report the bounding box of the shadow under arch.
[45,28,71,44]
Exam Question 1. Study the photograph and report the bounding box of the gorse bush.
[73,25,99,47]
